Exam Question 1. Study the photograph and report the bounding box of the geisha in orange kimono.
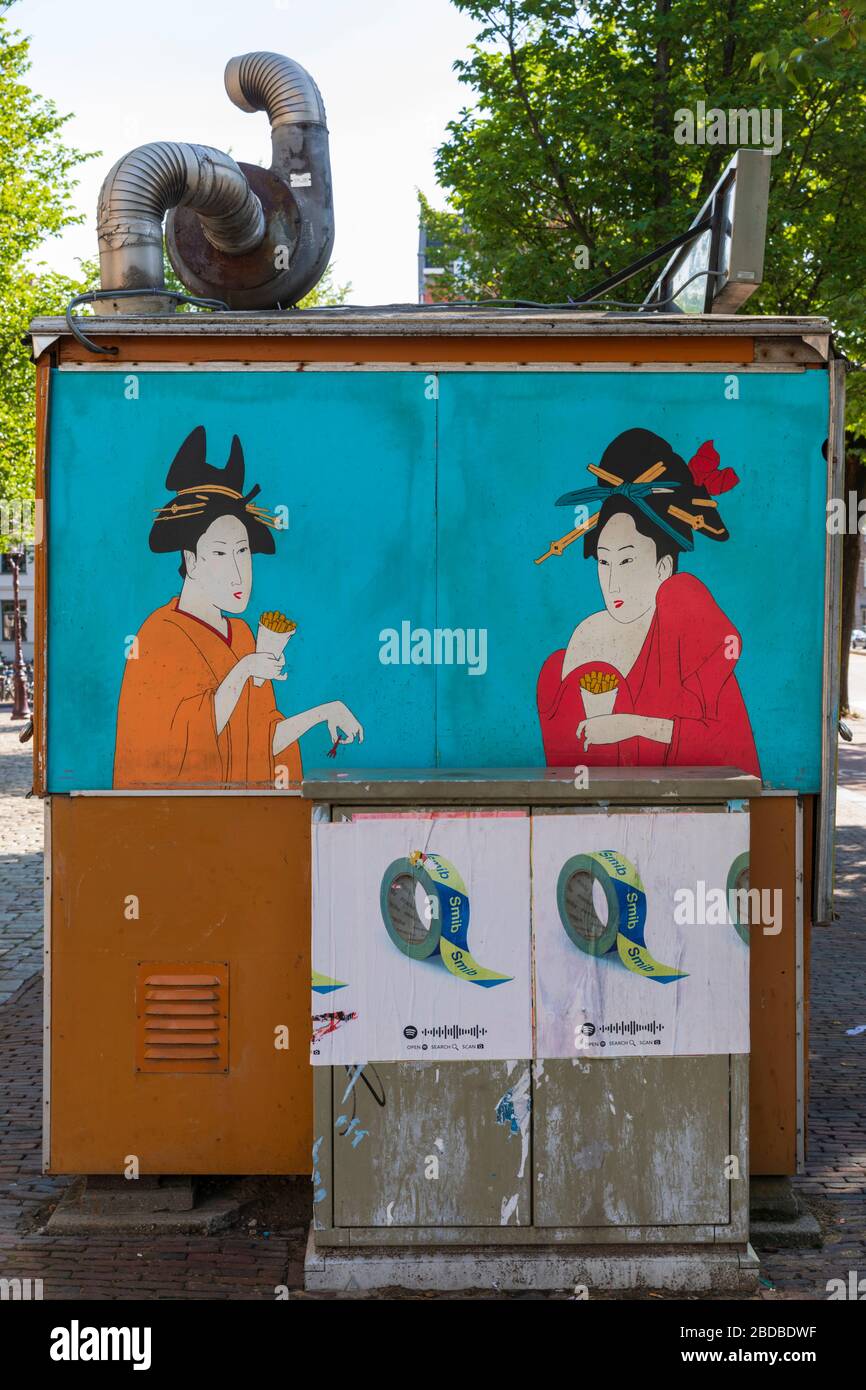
[113,426,363,789]
[535,428,760,778]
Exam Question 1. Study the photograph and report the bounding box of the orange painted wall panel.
[48,795,312,1174]
[749,795,803,1175]
[56,333,754,367]
[48,791,806,1177]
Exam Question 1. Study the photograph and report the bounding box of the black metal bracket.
[570,218,715,307]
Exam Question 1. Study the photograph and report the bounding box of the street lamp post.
[10,548,30,722]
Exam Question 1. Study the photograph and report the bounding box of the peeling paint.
[340,1063,367,1104]
[501,1192,520,1225]
[495,1067,532,1178]
[335,1114,369,1148]
[311,1135,327,1204]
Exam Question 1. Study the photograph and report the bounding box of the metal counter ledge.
[301,766,762,805]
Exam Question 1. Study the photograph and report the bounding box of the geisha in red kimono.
[535,427,760,778]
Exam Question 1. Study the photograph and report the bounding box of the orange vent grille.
[136,963,229,1074]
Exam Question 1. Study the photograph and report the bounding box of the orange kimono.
[113,599,302,788]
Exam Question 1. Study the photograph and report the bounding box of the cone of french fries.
[254,610,297,686]
[579,668,619,718]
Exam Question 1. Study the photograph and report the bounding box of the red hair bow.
[687,440,739,495]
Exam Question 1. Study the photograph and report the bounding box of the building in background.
[856,533,866,632]
[417,220,448,302]
[0,548,34,664]
[417,214,472,303]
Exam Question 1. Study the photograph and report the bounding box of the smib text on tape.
[556,849,687,984]
[380,850,512,988]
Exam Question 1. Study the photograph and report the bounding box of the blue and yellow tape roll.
[380,850,512,988]
[556,849,687,985]
[727,851,751,946]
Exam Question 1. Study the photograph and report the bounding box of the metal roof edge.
[28,309,834,344]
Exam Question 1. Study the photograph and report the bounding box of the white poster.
[312,813,532,1064]
[533,811,750,1059]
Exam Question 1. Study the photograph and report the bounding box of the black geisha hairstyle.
[536,427,736,569]
[148,426,280,578]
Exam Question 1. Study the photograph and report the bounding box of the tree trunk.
[840,445,866,714]
[652,0,673,219]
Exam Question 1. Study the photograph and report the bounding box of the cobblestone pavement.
[0,718,864,1300]
[0,719,42,1006]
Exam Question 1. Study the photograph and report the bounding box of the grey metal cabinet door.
[533,1056,732,1227]
[332,1060,532,1228]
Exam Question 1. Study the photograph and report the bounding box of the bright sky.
[17,0,479,303]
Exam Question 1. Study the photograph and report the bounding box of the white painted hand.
[326,701,364,744]
[576,714,634,747]
[244,651,287,683]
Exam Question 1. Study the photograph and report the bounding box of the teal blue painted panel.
[435,371,828,790]
[46,370,437,789]
[46,367,829,791]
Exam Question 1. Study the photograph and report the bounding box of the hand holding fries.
[253,611,297,686]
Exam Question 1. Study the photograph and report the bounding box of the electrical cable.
[64,288,230,356]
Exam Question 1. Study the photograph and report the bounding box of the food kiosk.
[28,306,841,1288]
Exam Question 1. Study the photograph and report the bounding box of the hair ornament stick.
[667,504,727,536]
[536,460,674,564]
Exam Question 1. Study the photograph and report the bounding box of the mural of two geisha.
[41,369,827,793]
[534,426,760,778]
[112,420,758,786]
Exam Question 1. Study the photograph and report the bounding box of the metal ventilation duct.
[96,52,334,313]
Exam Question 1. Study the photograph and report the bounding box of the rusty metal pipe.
[97,142,265,312]
[221,52,335,306]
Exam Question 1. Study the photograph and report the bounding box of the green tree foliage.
[0,1,93,521]
[297,264,352,308]
[752,2,866,84]
[423,0,866,425]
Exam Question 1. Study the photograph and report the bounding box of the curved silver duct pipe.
[97,144,266,311]
[225,50,327,127]
[167,50,334,310]
[97,51,334,313]
[222,52,334,303]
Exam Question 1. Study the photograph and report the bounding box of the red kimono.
[536,573,760,777]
